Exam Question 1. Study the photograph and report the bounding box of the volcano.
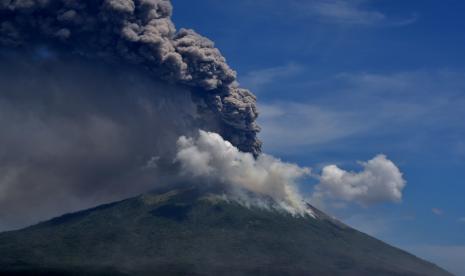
[0,187,451,276]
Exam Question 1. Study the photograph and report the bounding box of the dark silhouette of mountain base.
[0,187,452,276]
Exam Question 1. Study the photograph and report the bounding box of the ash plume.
[0,0,260,155]
[0,0,407,231]
[0,0,261,230]
[0,49,202,230]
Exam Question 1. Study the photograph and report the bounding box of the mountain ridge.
[0,187,453,276]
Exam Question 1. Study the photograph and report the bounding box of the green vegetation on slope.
[0,188,452,276]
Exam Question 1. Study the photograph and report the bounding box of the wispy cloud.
[458,217,465,223]
[232,0,417,27]
[240,63,303,93]
[432,208,444,216]
[311,0,385,25]
[291,0,418,27]
[259,102,368,152]
[258,69,465,156]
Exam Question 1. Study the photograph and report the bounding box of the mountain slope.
[0,187,452,276]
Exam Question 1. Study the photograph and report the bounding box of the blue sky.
[172,0,465,274]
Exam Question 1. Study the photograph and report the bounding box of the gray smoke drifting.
[0,1,406,231]
[0,0,260,155]
[0,0,261,230]
[0,49,207,230]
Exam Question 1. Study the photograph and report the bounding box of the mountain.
[0,187,452,276]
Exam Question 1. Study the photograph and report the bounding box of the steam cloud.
[176,130,312,216]
[0,0,407,231]
[174,132,406,213]
[312,155,406,206]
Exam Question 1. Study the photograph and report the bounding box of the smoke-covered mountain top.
[0,0,407,235]
[0,0,264,231]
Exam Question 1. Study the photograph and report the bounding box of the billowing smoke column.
[0,0,261,231]
[0,0,407,231]
[176,131,313,216]
[0,0,260,155]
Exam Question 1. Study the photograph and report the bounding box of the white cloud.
[175,130,313,216]
[458,217,465,223]
[312,154,406,206]
[175,132,408,215]
[432,208,444,216]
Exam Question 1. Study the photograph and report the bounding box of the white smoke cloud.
[175,132,407,214]
[312,155,406,206]
[175,130,313,216]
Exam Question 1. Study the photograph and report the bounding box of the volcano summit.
[0,187,452,276]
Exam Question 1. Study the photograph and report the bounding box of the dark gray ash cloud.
[0,0,260,155]
[0,50,200,230]
[0,1,408,232]
[0,0,262,230]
